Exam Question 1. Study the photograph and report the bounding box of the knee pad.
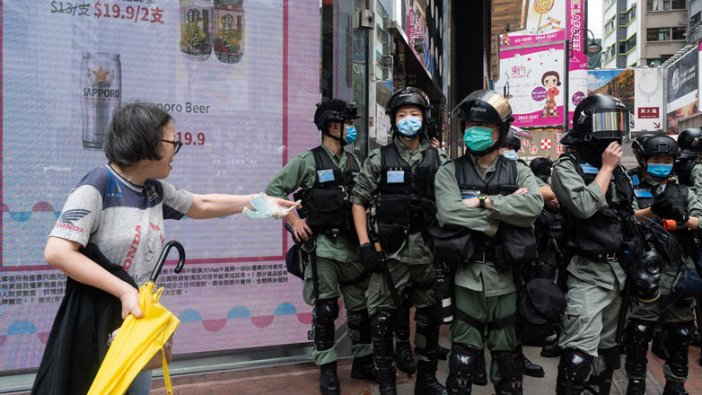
[449,344,475,380]
[626,320,655,347]
[558,349,593,386]
[315,299,339,325]
[371,310,394,337]
[665,322,695,350]
[314,299,339,351]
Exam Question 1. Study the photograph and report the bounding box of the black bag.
[427,220,474,267]
[285,244,307,279]
[518,278,566,346]
[497,223,538,266]
[672,265,702,298]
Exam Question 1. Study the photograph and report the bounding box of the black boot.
[626,378,646,395]
[320,362,340,395]
[523,357,545,378]
[541,336,561,358]
[415,360,447,395]
[585,369,613,395]
[662,381,689,395]
[351,354,378,383]
[472,348,488,386]
[556,349,593,395]
[394,339,416,376]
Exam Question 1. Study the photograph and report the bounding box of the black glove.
[650,194,677,219]
[360,243,385,273]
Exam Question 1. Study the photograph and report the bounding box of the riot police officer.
[351,87,446,395]
[265,99,374,395]
[624,134,702,395]
[434,90,543,394]
[552,94,633,394]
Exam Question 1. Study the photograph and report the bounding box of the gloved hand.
[650,194,678,220]
[360,243,385,273]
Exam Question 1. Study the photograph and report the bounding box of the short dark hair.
[541,71,561,86]
[104,102,172,168]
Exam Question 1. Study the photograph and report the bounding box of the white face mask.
[502,149,518,161]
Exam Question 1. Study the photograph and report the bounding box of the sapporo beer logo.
[83,65,120,103]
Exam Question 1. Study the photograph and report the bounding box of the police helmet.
[529,157,553,181]
[560,94,630,146]
[452,90,514,154]
[641,135,678,158]
[386,87,431,132]
[502,128,522,151]
[631,133,658,158]
[314,99,359,132]
[674,159,696,186]
[677,127,702,159]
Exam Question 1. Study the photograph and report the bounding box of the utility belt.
[470,242,496,265]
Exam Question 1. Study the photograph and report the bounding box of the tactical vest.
[374,144,440,251]
[299,145,359,238]
[653,183,698,259]
[563,154,634,259]
[629,168,656,209]
[453,155,537,269]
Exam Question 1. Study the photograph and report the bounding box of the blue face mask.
[647,163,673,178]
[396,116,422,137]
[502,149,518,161]
[345,125,357,144]
[464,126,495,152]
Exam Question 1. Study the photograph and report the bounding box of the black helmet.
[314,99,359,132]
[530,157,553,182]
[452,90,513,155]
[677,128,702,159]
[674,159,696,186]
[631,133,658,158]
[560,94,630,146]
[502,127,522,150]
[386,86,430,133]
[641,135,678,158]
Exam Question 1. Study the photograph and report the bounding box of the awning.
[491,0,529,36]
[490,0,529,81]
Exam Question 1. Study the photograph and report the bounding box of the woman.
[33,102,296,395]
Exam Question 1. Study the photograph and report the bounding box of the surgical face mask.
[647,163,673,178]
[502,149,518,161]
[396,116,422,137]
[464,126,495,152]
[344,125,357,144]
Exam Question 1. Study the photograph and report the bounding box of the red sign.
[638,107,660,119]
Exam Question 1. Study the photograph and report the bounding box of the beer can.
[81,52,121,150]
[180,0,214,61]
[214,0,244,64]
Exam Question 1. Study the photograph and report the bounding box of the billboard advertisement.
[494,44,566,128]
[499,0,566,49]
[496,0,586,128]
[1,0,320,371]
[667,46,698,134]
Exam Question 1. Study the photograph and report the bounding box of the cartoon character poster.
[494,44,566,128]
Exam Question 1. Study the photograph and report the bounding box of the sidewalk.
[149,344,702,395]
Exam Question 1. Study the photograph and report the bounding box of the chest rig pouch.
[375,144,440,252]
[300,146,359,238]
[453,155,537,271]
[564,154,633,260]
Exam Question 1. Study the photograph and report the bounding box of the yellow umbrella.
[88,241,186,395]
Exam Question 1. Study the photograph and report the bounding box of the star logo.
[92,66,111,84]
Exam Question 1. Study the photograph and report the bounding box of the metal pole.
[564,39,570,134]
